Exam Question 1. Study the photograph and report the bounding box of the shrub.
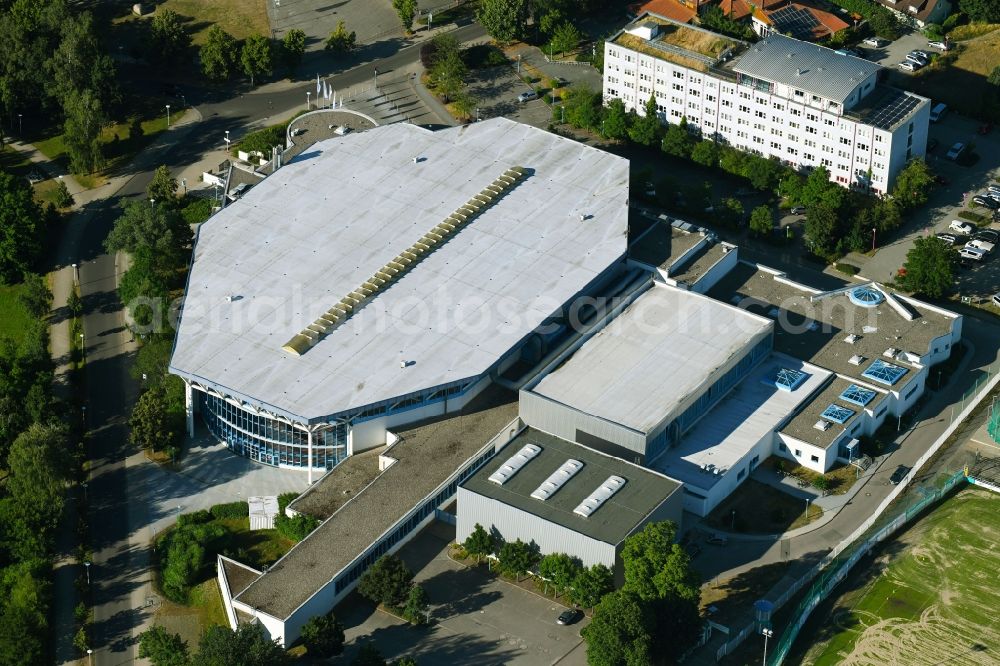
[275,512,318,541]
[835,262,860,275]
[300,613,345,657]
[941,12,963,32]
[547,78,560,89]
[542,93,553,104]
[209,501,249,520]
[54,181,74,208]
[358,555,414,609]
[958,210,986,223]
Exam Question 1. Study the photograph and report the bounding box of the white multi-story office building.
[603,14,930,194]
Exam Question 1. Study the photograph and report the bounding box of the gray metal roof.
[461,428,681,545]
[531,284,773,434]
[169,118,629,422]
[731,34,881,103]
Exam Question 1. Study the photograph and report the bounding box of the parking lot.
[338,522,588,666]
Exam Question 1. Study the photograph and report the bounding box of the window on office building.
[811,454,819,463]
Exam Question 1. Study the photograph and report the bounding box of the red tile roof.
[630,0,698,23]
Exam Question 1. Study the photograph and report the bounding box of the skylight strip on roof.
[488,443,542,485]
[573,476,627,518]
[530,459,584,501]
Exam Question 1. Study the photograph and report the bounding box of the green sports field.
[802,487,1000,665]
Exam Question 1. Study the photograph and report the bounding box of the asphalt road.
[65,21,484,665]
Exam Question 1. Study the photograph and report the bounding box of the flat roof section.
[170,118,629,422]
[732,34,880,103]
[709,263,956,386]
[462,428,680,545]
[233,386,518,620]
[613,13,743,72]
[220,556,263,598]
[779,376,886,449]
[628,214,708,270]
[287,448,384,520]
[531,284,773,434]
[667,241,733,285]
[652,355,828,491]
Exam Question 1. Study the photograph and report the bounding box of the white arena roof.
[530,284,773,434]
[170,119,629,422]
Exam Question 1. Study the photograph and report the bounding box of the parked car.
[898,61,921,72]
[946,142,966,160]
[928,40,950,50]
[949,220,974,234]
[863,37,888,47]
[557,609,584,625]
[517,90,538,103]
[965,239,995,253]
[987,184,1000,196]
[935,233,958,245]
[890,465,910,485]
[790,206,807,215]
[707,534,729,546]
[905,54,928,67]
[910,49,931,60]
[959,247,987,262]
[992,293,1000,308]
[972,195,1000,209]
[973,229,999,244]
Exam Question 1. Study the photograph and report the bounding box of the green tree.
[571,564,613,608]
[6,422,69,559]
[200,26,239,81]
[550,21,582,56]
[0,561,50,666]
[104,199,191,268]
[691,140,719,168]
[53,180,74,208]
[497,538,539,580]
[429,41,468,103]
[477,0,530,43]
[325,20,357,53]
[628,94,661,147]
[800,166,843,210]
[392,0,419,32]
[959,0,1000,22]
[538,553,582,597]
[351,642,386,666]
[749,205,774,237]
[67,289,83,317]
[804,205,840,258]
[18,273,51,318]
[582,590,655,666]
[48,12,118,110]
[661,117,695,158]
[300,613,345,658]
[149,9,191,67]
[602,98,628,142]
[463,523,495,562]
[718,196,744,227]
[63,88,105,174]
[747,156,784,191]
[989,65,1000,87]
[280,29,306,76]
[147,166,179,208]
[867,5,900,40]
[778,172,805,203]
[621,522,699,604]
[358,555,414,609]
[891,159,934,210]
[899,235,956,298]
[401,584,430,625]
[119,248,170,330]
[241,34,272,87]
[193,623,290,666]
[138,626,190,666]
[394,659,418,666]
[564,85,602,129]
[130,386,180,453]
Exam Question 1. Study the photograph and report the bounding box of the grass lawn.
[0,145,33,177]
[896,28,1000,119]
[217,517,296,568]
[154,578,228,648]
[801,488,1000,665]
[115,0,268,45]
[772,457,860,495]
[33,110,174,190]
[704,479,823,534]
[0,283,35,345]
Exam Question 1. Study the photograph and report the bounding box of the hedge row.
[958,210,987,224]
[210,501,249,520]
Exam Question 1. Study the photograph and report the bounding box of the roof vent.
[883,347,899,358]
[814,420,832,431]
[796,68,802,76]
[844,333,860,344]
[849,354,865,366]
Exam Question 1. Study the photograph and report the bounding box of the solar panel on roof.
[840,384,877,406]
[768,5,823,40]
[820,404,854,424]
[862,359,908,385]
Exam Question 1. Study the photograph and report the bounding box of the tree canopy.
[899,236,956,298]
[300,613,345,658]
[392,0,418,32]
[192,623,290,666]
[148,9,191,68]
[463,523,495,562]
[201,26,239,81]
[280,29,306,75]
[325,20,357,53]
[358,555,415,609]
[104,198,191,267]
[138,625,190,666]
[241,34,272,87]
[582,590,656,666]
[0,172,45,283]
[476,0,529,43]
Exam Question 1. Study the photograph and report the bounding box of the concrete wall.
[690,244,738,294]
[777,433,834,473]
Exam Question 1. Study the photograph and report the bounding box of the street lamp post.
[149,198,155,213]
[87,648,93,666]
[224,130,231,153]
[476,107,480,122]
[72,262,79,284]
[561,105,565,123]
[762,628,774,665]
[84,561,91,585]
[165,104,171,127]
[181,178,187,195]
[871,227,876,252]
[374,67,379,89]
[805,497,811,520]
[306,91,311,109]
[18,113,22,136]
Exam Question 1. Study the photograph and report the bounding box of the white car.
[898,61,921,72]
[949,220,974,235]
[988,184,1000,196]
[863,37,888,47]
[905,53,928,66]
[928,40,949,50]
[517,90,538,103]
[959,247,987,262]
[965,239,995,253]
[946,142,966,160]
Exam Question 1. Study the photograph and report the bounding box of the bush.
[276,512,318,541]
[237,123,288,158]
[209,501,249,520]
[958,210,986,223]
[547,78,560,90]
[462,43,508,68]
[54,181,74,208]
[941,12,963,32]
[542,93,553,104]
[358,555,414,609]
[835,262,860,275]
[300,613,345,657]
[181,196,213,225]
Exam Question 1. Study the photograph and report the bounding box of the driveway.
[857,28,932,71]
[339,523,588,666]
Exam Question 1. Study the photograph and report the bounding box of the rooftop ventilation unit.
[844,334,860,344]
[814,420,832,431]
[849,354,865,365]
[883,347,899,358]
[573,476,626,518]
[530,459,583,500]
[487,444,542,485]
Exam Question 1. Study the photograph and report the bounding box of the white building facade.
[603,17,930,194]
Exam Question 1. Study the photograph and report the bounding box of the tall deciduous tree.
[749,205,774,237]
[104,199,191,268]
[325,20,357,53]
[149,9,191,67]
[392,0,419,32]
[6,422,69,559]
[621,521,699,604]
[429,42,468,103]
[0,172,44,283]
[358,555,414,609]
[476,0,530,44]
[146,165,179,208]
[538,553,582,597]
[402,584,430,625]
[601,98,628,142]
[892,159,934,210]
[463,523,495,562]
[280,29,306,76]
[628,94,661,147]
[497,538,539,580]
[550,21,582,55]
[899,236,956,298]
[63,88,106,174]
[241,34,272,87]
[805,205,839,258]
[200,26,239,81]
[300,613,345,658]
[130,386,179,452]
[661,117,695,158]
[571,564,613,608]
[138,626,190,666]
[193,623,290,666]
[49,12,118,111]
[582,590,655,666]
[960,0,1000,22]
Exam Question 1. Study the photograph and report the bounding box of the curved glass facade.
[201,393,348,469]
